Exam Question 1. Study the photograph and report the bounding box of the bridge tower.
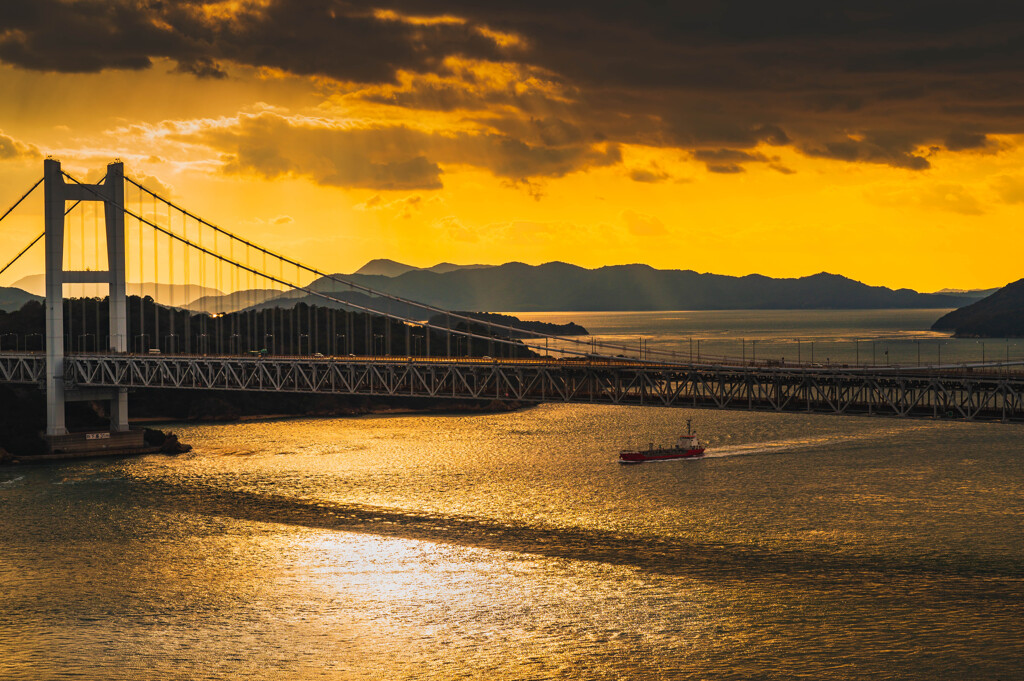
[44,159,129,436]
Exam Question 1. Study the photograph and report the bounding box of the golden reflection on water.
[301,531,716,680]
[2,405,1023,679]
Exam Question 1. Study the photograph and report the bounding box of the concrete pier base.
[44,429,146,456]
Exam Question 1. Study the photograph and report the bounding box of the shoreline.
[128,403,535,426]
[127,393,536,426]
[1,400,536,464]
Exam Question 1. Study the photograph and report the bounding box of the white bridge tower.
[44,159,129,436]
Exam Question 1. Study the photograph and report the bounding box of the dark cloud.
[944,131,990,151]
[694,148,783,172]
[800,136,931,170]
[361,81,479,111]
[190,112,619,189]
[694,149,768,163]
[358,63,571,114]
[629,164,670,183]
[753,124,790,146]
[465,134,620,179]
[173,57,228,79]
[6,1,1024,171]
[0,130,39,160]
[197,115,445,190]
[0,0,506,81]
[382,1,1024,168]
[534,117,585,147]
[705,163,745,174]
[476,115,590,149]
[0,1,172,73]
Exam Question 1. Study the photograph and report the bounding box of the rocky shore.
[143,428,194,454]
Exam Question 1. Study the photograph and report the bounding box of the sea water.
[1,311,1021,679]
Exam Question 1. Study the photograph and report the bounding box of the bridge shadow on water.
[126,478,1023,593]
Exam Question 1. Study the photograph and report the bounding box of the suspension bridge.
[0,159,1022,454]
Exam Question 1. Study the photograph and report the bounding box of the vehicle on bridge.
[619,420,706,464]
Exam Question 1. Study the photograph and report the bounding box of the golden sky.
[1,1,1023,292]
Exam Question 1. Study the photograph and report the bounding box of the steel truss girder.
[0,353,1020,423]
[0,354,45,384]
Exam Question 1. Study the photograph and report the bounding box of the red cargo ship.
[619,420,706,464]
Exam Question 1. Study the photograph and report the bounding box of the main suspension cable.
[0,232,43,280]
[122,174,664,360]
[1,188,109,292]
[67,172,564,355]
[0,178,42,227]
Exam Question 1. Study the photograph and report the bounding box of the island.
[931,278,1024,337]
[428,311,589,337]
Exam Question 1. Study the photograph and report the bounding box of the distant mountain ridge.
[11,274,223,304]
[3,262,989,315]
[931,278,1024,337]
[353,258,490,277]
[326,262,974,312]
[931,287,1001,299]
[0,287,41,313]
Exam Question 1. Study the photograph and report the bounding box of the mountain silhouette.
[931,279,1024,337]
[326,263,974,312]
[352,259,490,277]
[3,263,983,315]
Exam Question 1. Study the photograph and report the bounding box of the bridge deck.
[3,352,1023,422]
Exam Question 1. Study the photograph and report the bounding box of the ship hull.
[618,447,706,464]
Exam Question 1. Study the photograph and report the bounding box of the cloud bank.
[5,1,1024,182]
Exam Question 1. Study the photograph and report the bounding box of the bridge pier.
[43,159,129,437]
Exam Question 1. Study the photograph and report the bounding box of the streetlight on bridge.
[0,333,19,351]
